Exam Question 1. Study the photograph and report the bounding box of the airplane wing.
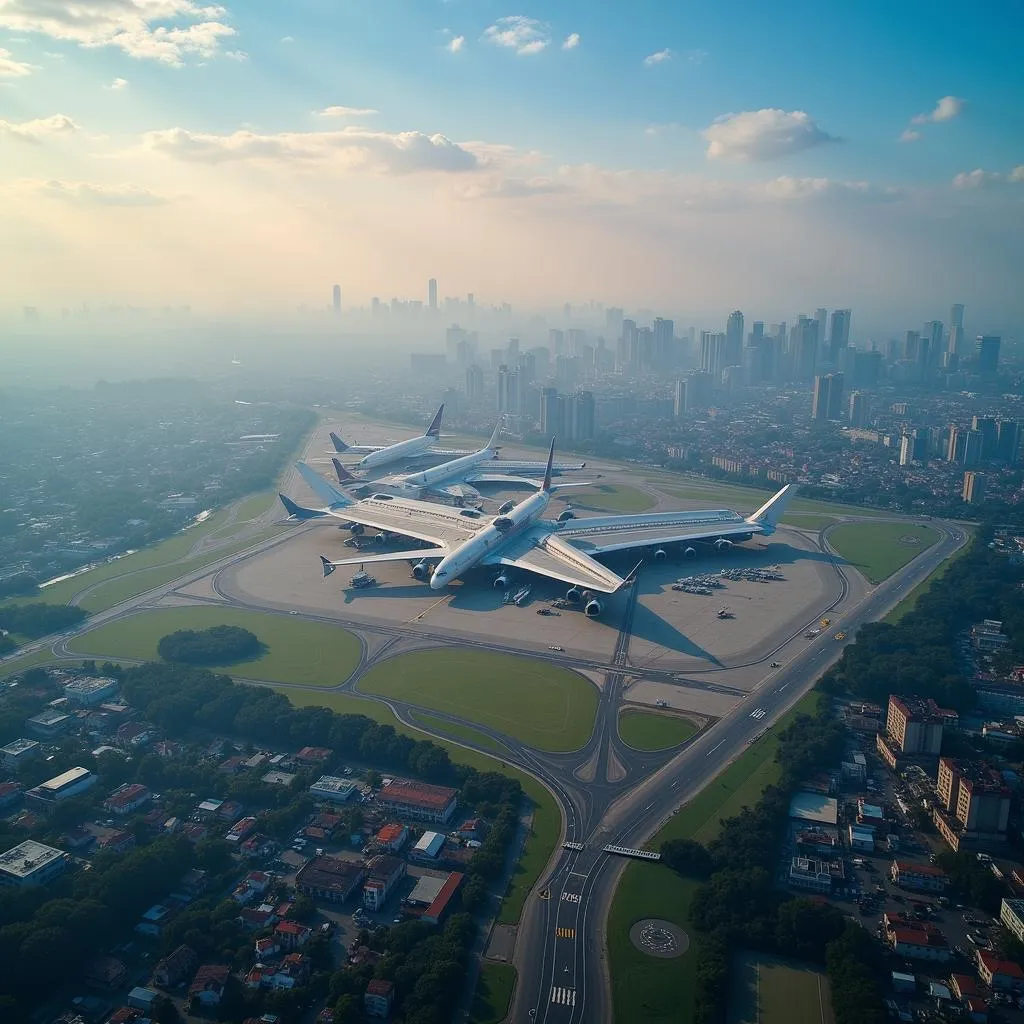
[484,460,587,474]
[320,549,447,573]
[482,526,629,594]
[426,446,478,457]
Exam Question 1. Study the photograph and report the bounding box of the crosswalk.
[561,891,581,904]
[555,927,576,939]
[551,987,577,1006]
[750,707,767,720]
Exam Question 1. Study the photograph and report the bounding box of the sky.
[1,0,1023,329]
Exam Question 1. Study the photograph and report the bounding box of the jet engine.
[493,574,510,589]
[584,599,602,617]
[714,538,733,551]
[566,587,582,604]
[557,509,576,522]
[654,548,667,561]
[492,516,514,533]
[683,546,697,559]
[412,561,431,580]
[497,500,516,515]
[374,531,391,545]
[349,523,364,535]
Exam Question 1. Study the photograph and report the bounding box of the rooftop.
[788,792,839,826]
[893,860,947,877]
[408,873,447,906]
[295,855,365,895]
[889,695,958,723]
[941,758,1011,796]
[0,738,39,755]
[39,766,92,793]
[310,776,357,796]
[366,979,393,997]
[0,840,65,879]
[378,778,458,811]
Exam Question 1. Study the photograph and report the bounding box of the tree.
[365,770,383,790]
[661,838,713,878]
[288,895,317,922]
[156,625,261,665]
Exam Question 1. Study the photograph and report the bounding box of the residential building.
[374,824,409,852]
[26,766,96,809]
[103,783,151,816]
[127,988,160,1014]
[98,829,135,855]
[976,335,1000,376]
[885,695,956,756]
[274,919,313,951]
[0,840,69,888]
[365,978,395,1018]
[309,776,358,804]
[376,779,458,824]
[812,373,844,422]
[890,860,948,893]
[977,951,1024,991]
[362,855,407,911]
[935,757,1011,850]
[848,826,875,852]
[0,738,39,770]
[0,782,21,809]
[153,944,198,988]
[1000,899,1024,943]
[26,709,71,738]
[971,621,1009,653]
[788,856,843,894]
[225,817,258,843]
[884,916,950,961]
[188,964,230,1008]
[295,855,366,904]
[63,676,118,706]
[83,956,128,992]
[294,746,333,764]
[963,472,986,504]
[245,952,310,991]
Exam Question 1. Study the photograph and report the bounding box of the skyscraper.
[653,318,675,370]
[606,307,624,337]
[899,434,913,467]
[332,284,341,314]
[962,472,985,504]
[540,387,562,435]
[848,391,867,427]
[725,311,744,367]
[792,317,819,380]
[699,332,728,378]
[997,420,1020,464]
[814,308,828,357]
[567,391,595,441]
[948,303,964,357]
[972,416,999,459]
[977,336,1001,376]
[827,309,851,364]
[812,373,844,422]
[674,380,685,418]
[428,278,437,310]
[465,364,483,402]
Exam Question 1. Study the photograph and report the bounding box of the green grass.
[357,649,599,753]
[827,521,940,584]
[607,691,821,1024]
[410,711,510,755]
[730,953,833,1024]
[271,687,560,926]
[470,962,517,1024]
[884,526,973,624]
[618,710,698,751]
[231,490,276,523]
[0,648,69,677]
[781,514,837,531]
[568,484,655,513]
[659,479,889,519]
[68,606,361,685]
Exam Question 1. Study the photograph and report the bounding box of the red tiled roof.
[980,951,1024,979]
[951,974,979,996]
[378,779,457,811]
[894,860,947,877]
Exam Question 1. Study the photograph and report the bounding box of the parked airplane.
[284,441,797,617]
[330,419,586,502]
[326,404,475,470]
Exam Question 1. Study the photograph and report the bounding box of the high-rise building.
[567,391,595,441]
[811,373,844,422]
[606,307,624,337]
[814,308,828,353]
[949,427,983,467]
[950,303,964,332]
[848,391,867,427]
[673,380,685,418]
[676,372,713,414]
[464,364,483,402]
[653,318,675,369]
[948,303,964,357]
[997,420,1020,464]
[792,317,819,380]
[725,311,744,367]
[962,472,985,504]
[886,696,955,756]
[972,416,999,459]
[977,335,1001,376]
[904,330,920,361]
[699,332,728,378]
[428,278,437,310]
[540,387,562,436]
[936,758,1010,838]
[497,365,521,415]
[332,284,341,314]
[899,434,913,467]
[911,429,930,462]
[827,309,851,364]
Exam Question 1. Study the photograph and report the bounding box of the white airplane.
[329,419,587,502]
[327,404,475,471]
[283,441,797,617]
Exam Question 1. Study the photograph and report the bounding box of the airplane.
[283,440,797,618]
[329,419,587,503]
[326,404,476,470]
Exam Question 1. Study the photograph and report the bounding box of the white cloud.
[0,113,80,141]
[315,106,378,119]
[643,48,672,66]
[0,0,237,66]
[1010,166,1024,183]
[140,125,479,174]
[899,128,920,143]
[34,179,172,205]
[644,122,682,137]
[108,77,129,89]
[562,32,579,50]
[912,95,966,125]
[447,35,464,53]
[683,49,707,64]
[484,16,549,55]
[0,45,33,76]
[952,169,1001,189]
[280,35,294,43]
[703,108,837,162]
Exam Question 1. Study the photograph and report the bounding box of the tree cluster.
[0,602,86,641]
[934,849,1005,913]
[157,625,262,665]
[0,573,39,599]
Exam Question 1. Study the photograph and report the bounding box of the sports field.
[618,709,698,751]
[357,649,598,752]
[827,521,939,583]
[470,962,517,1024]
[569,484,655,513]
[68,605,361,685]
[729,953,834,1024]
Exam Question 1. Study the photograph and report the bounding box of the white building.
[0,738,40,770]
[309,776,358,804]
[26,766,96,808]
[63,676,119,706]
[0,840,69,888]
[1001,898,1024,943]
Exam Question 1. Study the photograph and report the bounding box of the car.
[770,661,781,668]
[393,916,402,924]
[834,632,847,640]
[548,645,564,651]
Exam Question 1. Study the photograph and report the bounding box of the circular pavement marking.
[629,918,689,958]
[898,535,922,545]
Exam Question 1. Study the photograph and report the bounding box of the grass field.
[470,962,517,1024]
[68,606,361,685]
[358,649,598,753]
[607,691,822,1024]
[885,527,973,624]
[827,521,940,584]
[781,513,838,532]
[618,710,698,751]
[272,687,560,926]
[568,484,655,513]
[410,711,510,755]
[729,952,833,1024]
[659,478,889,520]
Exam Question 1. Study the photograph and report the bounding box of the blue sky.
[0,0,1022,323]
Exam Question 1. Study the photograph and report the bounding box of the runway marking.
[568,871,588,880]
[551,987,577,1006]
[407,594,449,623]
[556,927,576,939]
[561,892,581,904]
[750,708,767,720]
[705,739,726,757]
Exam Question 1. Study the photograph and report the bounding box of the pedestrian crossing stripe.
[551,987,577,1006]
[561,892,581,903]
[556,927,575,939]
[750,708,766,719]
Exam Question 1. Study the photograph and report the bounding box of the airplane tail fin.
[296,461,353,508]
[329,431,349,453]
[319,555,336,578]
[425,403,445,439]
[487,417,503,450]
[746,484,797,535]
[542,437,556,493]
[332,458,357,484]
[279,493,327,520]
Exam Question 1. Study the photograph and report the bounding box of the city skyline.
[0,2,1021,325]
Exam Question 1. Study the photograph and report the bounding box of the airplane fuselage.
[357,435,435,470]
[401,445,498,488]
[430,488,550,589]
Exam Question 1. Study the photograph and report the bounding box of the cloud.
[484,16,549,55]
[108,76,129,89]
[0,113,80,141]
[703,108,837,162]
[0,0,237,65]
[140,124,479,174]
[1011,166,1024,183]
[280,35,294,43]
[562,32,579,50]
[643,48,672,66]
[447,35,464,53]
[315,106,378,119]
[912,95,966,125]
[951,167,1024,190]
[34,179,172,205]
[683,49,707,64]
[0,45,33,76]
[899,128,920,143]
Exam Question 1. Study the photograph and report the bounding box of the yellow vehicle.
[820,617,831,628]
[834,632,847,641]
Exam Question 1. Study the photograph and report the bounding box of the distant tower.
[428,278,437,311]
[827,309,851,364]
[332,284,341,314]
[811,372,844,421]
[726,311,744,367]
[976,335,1001,376]
[948,303,964,357]
[848,391,867,427]
[814,308,828,354]
[465,364,483,402]
[962,471,985,504]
